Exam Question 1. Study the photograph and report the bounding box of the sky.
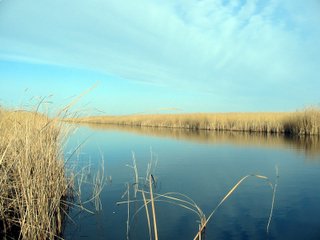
[0,0,320,115]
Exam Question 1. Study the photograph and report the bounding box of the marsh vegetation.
[69,108,320,135]
[2,105,320,239]
[0,108,105,239]
[0,109,70,239]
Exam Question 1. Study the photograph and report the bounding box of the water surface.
[63,124,320,239]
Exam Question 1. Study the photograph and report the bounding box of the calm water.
[63,124,320,240]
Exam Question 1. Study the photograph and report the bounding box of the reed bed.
[69,108,320,135]
[0,108,71,239]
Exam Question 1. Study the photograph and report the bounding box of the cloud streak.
[1,0,319,110]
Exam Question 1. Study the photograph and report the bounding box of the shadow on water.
[79,123,320,159]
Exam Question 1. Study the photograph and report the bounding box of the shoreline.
[67,109,320,136]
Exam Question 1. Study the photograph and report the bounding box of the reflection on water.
[82,123,320,158]
[63,123,320,240]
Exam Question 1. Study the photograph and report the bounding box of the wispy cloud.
[1,0,319,110]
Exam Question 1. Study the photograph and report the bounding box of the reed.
[117,155,278,239]
[119,153,159,239]
[68,108,320,135]
[193,173,276,240]
[149,175,158,240]
[283,107,320,135]
[0,108,71,239]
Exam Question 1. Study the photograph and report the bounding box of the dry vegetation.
[0,108,71,239]
[69,108,320,135]
[117,156,278,240]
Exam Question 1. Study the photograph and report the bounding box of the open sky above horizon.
[1,0,320,115]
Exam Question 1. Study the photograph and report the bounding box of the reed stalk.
[141,189,152,240]
[149,175,158,240]
[194,174,275,240]
[127,183,130,240]
[267,165,279,233]
[118,157,278,240]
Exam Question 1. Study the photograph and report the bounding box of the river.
[62,124,320,239]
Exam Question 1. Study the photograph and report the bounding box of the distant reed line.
[68,108,320,135]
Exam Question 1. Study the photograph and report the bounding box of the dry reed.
[0,109,71,239]
[68,107,320,135]
[149,175,158,240]
[117,155,278,240]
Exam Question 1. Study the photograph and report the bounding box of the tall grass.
[69,108,320,135]
[283,108,320,135]
[0,108,71,239]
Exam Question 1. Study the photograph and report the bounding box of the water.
[63,124,320,240]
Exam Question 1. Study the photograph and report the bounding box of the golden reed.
[69,108,320,135]
[0,109,71,239]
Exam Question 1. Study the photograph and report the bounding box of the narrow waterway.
[63,124,320,239]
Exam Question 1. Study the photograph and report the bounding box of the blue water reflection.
[63,124,320,239]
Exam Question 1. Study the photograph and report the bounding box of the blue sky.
[0,0,319,115]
